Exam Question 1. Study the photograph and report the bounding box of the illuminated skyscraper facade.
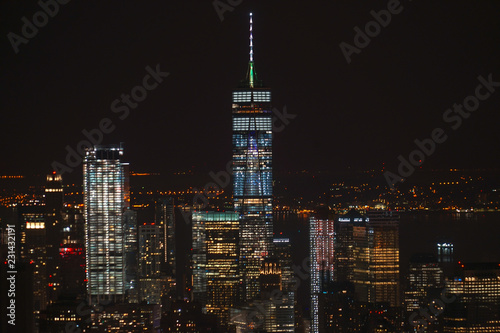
[45,172,64,304]
[353,211,400,308]
[233,12,273,302]
[154,197,177,301]
[123,209,138,303]
[138,223,163,304]
[84,145,127,304]
[404,254,444,331]
[309,218,335,333]
[444,263,500,332]
[192,211,239,327]
[334,209,368,283]
[19,206,48,320]
[191,212,208,305]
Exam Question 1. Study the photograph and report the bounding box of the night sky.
[2,1,500,184]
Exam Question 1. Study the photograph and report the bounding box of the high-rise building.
[155,197,176,298]
[352,210,400,308]
[272,238,295,333]
[84,144,127,304]
[191,211,208,305]
[124,209,138,303]
[18,205,47,327]
[233,12,273,302]
[309,217,335,333]
[138,223,163,304]
[45,172,64,304]
[443,262,500,332]
[334,209,368,283]
[191,211,239,327]
[59,205,85,297]
[404,253,444,331]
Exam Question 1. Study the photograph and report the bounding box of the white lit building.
[84,145,127,304]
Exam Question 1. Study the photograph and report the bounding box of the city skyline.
[2,2,500,182]
[2,2,500,332]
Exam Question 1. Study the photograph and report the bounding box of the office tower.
[233,13,273,302]
[273,238,293,290]
[138,223,163,304]
[404,253,444,330]
[443,262,500,332]
[84,144,127,304]
[272,238,296,332]
[192,211,239,327]
[352,210,400,308]
[260,259,281,332]
[155,197,176,296]
[437,242,454,263]
[309,217,335,333]
[334,209,368,283]
[18,205,48,320]
[205,212,239,326]
[191,212,208,305]
[230,258,294,332]
[124,209,138,303]
[260,259,281,297]
[45,172,64,304]
[59,205,85,297]
[259,259,295,333]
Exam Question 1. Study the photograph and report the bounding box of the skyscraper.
[272,238,295,333]
[233,12,273,302]
[334,209,368,283]
[18,205,48,323]
[45,172,64,304]
[353,210,400,308]
[404,253,444,331]
[59,205,85,297]
[124,209,138,303]
[309,217,335,333]
[138,223,163,304]
[155,198,176,280]
[191,211,239,327]
[191,212,208,305]
[84,144,127,304]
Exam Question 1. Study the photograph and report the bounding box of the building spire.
[248,12,255,88]
[249,12,254,63]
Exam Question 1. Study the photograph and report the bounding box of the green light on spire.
[249,62,254,88]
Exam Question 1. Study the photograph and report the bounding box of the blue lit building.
[233,12,273,303]
[84,144,127,305]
